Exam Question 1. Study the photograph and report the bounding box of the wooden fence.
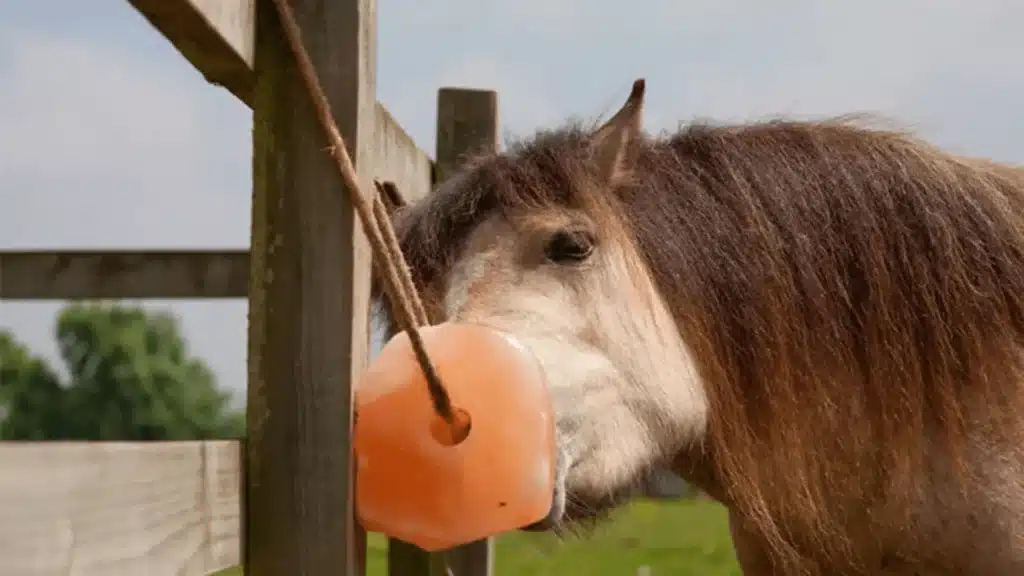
[0,442,242,575]
[0,1,500,574]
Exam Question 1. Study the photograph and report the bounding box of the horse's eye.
[544,229,595,264]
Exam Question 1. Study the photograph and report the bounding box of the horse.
[371,79,1024,575]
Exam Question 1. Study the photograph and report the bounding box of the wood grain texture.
[0,441,241,576]
[125,0,435,190]
[246,0,376,574]
[435,88,500,183]
[128,0,255,105]
[0,250,249,300]
[372,104,434,202]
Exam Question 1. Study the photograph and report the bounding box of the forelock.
[380,122,612,304]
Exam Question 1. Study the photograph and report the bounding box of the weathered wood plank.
[0,250,249,300]
[0,441,241,576]
[435,88,500,183]
[128,0,256,105]
[245,0,375,574]
[373,104,434,202]
[125,0,434,192]
[0,103,431,303]
[0,101,430,303]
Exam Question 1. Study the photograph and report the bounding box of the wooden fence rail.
[0,441,242,576]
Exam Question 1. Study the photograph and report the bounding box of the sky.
[2,0,1023,408]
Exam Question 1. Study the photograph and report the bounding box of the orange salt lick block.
[354,322,556,552]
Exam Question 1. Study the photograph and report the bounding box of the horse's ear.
[374,179,408,217]
[590,78,645,185]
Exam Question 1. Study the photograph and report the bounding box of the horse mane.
[376,122,600,320]
[380,117,1024,570]
[626,119,1024,568]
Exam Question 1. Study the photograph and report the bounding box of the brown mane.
[377,118,1024,571]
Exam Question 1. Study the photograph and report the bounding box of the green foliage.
[213,498,740,575]
[0,302,243,441]
[0,331,67,439]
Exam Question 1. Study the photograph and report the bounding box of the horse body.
[373,80,1024,575]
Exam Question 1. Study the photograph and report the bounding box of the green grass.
[215,498,740,575]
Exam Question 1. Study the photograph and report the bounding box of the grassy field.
[216,498,740,575]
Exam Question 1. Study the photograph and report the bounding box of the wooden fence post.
[246,0,376,574]
[435,88,500,183]
[384,87,500,576]
[436,87,501,576]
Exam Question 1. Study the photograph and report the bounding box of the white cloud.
[384,0,587,40]
[0,29,251,249]
[436,55,560,140]
[0,25,252,406]
[0,31,200,182]
[485,0,587,39]
[579,0,1024,165]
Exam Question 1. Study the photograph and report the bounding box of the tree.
[0,303,244,441]
[0,332,68,440]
